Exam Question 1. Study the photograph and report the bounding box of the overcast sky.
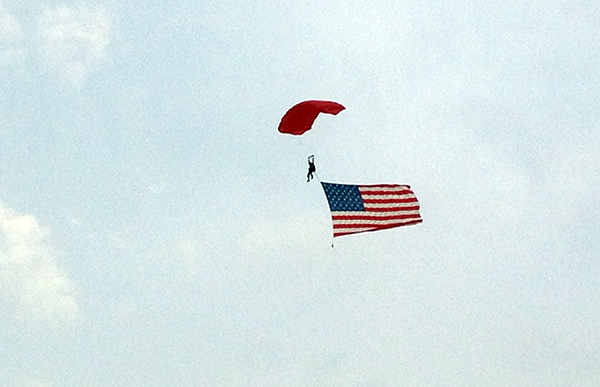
[1,1,599,386]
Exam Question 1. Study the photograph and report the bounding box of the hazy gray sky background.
[1,1,599,386]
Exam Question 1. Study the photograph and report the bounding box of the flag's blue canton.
[321,182,365,212]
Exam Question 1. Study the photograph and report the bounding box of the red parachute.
[278,100,345,135]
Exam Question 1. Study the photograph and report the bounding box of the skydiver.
[307,155,316,182]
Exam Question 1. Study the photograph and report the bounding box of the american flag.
[320,182,422,237]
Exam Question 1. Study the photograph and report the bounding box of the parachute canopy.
[278,100,345,135]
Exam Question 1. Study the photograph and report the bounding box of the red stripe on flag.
[362,197,419,204]
[332,213,422,222]
[358,184,409,189]
[361,189,413,195]
[332,219,423,237]
[359,205,420,213]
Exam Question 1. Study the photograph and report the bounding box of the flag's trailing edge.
[320,182,422,237]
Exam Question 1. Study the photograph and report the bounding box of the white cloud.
[174,238,205,276]
[0,4,24,66]
[544,141,600,233]
[23,377,54,387]
[241,211,332,259]
[37,4,111,87]
[0,203,77,323]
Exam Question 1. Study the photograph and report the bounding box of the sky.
[1,0,599,386]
